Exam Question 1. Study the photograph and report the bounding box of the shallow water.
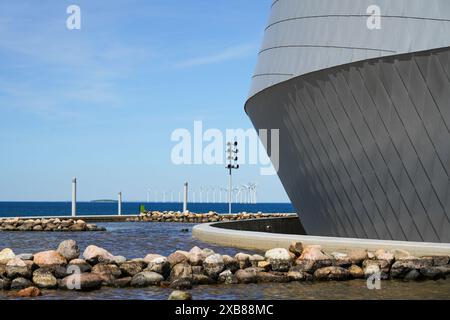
[1,222,449,300]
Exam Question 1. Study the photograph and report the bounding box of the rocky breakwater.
[0,218,106,232]
[1,241,449,297]
[127,211,291,223]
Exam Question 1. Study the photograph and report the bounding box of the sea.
[0,202,295,217]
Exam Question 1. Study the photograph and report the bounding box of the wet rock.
[314,266,350,281]
[347,249,368,265]
[112,277,131,288]
[234,253,251,269]
[67,259,91,273]
[119,261,143,277]
[170,278,192,290]
[6,258,31,278]
[167,251,189,267]
[60,273,103,291]
[188,246,205,266]
[218,269,238,284]
[83,245,115,264]
[0,278,11,290]
[32,269,57,289]
[390,259,432,278]
[33,250,67,268]
[169,262,193,282]
[11,277,33,290]
[235,269,257,284]
[295,246,332,272]
[287,266,313,281]
[57,240,80,261]
[289,242,303,257]
[91,263,122,285]
[146,257,170,278]
[16,254,33,261]
[0,248,15,265]
[331,252,352,268]
[256,271,290,283]
[15,286,41,298]
[265,248,292,272]
[348,265,364,279]
[404,269,421,281]
[192,274,214,285]
[168,290,192,300]
[131,271,164,287]
[223,255,239,273]
[419,267,445,280]
[203,254,225,279]
[249,255,265,267]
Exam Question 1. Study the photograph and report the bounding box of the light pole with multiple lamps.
[226,141,239,214]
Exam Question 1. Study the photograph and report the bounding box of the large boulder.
[32,269,58,289]
[390,258,432,278]
[0,248,15,265]
[218,270,238,284]
[60,273,103,291]
[83,245,115,264]
[295,246,332,272]
[11,277,33,290]
[120,261,143,277]
[203,254,225,279]
[6,258,32,278]
[67,259,92,273]
[167,251,189,267]
[347,249,368,265]
[234,253,251,269]
[130,271,164,287]
[265,248,292,272]
[57,240,80,261]
[168,290,192,300]
[223,255,240,273]
[256,272,290,283]
[33,250,67,268]
[169,262,192,282]
[314,266,350,281]
[235,269,257,284]
[188,247,206,266]
[91,263,122,285]
[146,257,170,278]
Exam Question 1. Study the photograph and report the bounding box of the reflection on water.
[0,222,449,300]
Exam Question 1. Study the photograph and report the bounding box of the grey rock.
[57,240,80,261]
[203,254,225,279]
[6,258,31,279]
[235,269,257,284]
[60,273,103,291]
[131,271,164,287]
[169,262,192,282]
[170,278,192,290]
[120,261,143,277]
[32,269,58,289]
[11,277,33,290]
[218,270,238,285]
[265,248,292,272]
[168,290,192,300]
[146,257,170,278]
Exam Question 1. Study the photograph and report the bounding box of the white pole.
[183,182,188,212]
[71,178,77,217]
[118,192,122,215]
[228,172,232,214]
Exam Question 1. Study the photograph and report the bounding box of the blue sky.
[0,0,290,202]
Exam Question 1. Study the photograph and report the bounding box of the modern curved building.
[245,0,450,243]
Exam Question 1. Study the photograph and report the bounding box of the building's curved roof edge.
[244,45,450,115]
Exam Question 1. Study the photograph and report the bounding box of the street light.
[226,141,239,214]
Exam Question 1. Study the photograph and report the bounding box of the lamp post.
[226,141,239,214]
[71,178,77,217]
[118,192,122,216]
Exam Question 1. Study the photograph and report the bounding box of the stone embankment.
[1,240,449,297]
[0,218,106,232]
[126,211,291,223]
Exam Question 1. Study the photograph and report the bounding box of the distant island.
[90,199,118,203]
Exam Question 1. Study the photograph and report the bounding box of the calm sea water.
[0,202,295,217]
[0,221,449,300]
